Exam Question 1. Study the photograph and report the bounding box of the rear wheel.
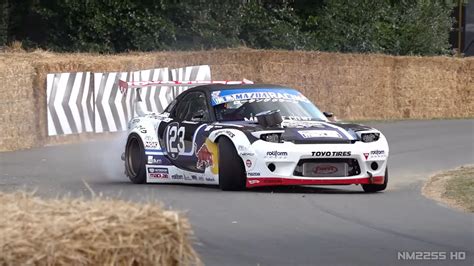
[218,137,246,191]
[125,134,147,184]
[362,167,388,193]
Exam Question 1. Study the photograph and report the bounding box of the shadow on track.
[91,178,366,194]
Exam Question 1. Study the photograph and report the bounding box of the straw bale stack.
[0,49,472,151]
[0,192,200,266]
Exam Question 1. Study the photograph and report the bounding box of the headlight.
[361,133,380,143]
[261,133,281,143]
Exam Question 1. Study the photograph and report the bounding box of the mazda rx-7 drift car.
[120,80,389,192]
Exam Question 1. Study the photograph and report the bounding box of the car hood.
[215,120,374,144]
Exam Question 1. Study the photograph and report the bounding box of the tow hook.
[367,171,375,183]
[368,171,384,184]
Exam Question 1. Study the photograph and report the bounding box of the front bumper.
[246,175,385,188]
[241,139,389,188]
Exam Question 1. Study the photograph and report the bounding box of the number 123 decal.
[165,122,185,159]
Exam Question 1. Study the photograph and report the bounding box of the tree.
[0,0,8,46]
[1,0,455,55]
[307,0,453,55]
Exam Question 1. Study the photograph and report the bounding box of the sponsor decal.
[137,125,147,134]
[196,144,212,169]
[149,173,168,179]
[184,174,192,181]
[198,176,205,181]
[240,152,255,156]
[214,129,235,138]
[263,179,282,184]
[363,153,369,160]
[266,151,288,158]
[247,172,261,177]
[371,150,385,155]
[148,167,169,174]
[171,174,183,180]
[367,150,386,160]
[211,89,310,106]
[298,130,342,139]
[246,159,252,168]
[205,177,215,182]
[145,141,159,148]
[191,175,198,180]
[282,120,325,129]
[312,165,338,175]
[148,168,169,179]
[144,135,154,141]
[282,116,313,121]
[312,151,351,156]
[196,139,219,174]
[147,155,172,165]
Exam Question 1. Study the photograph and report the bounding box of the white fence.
[46,65,211,136]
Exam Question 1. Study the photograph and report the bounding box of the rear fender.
[127,117,161,151]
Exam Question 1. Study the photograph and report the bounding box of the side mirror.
[323,111,334,118]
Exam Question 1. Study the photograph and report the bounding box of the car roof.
[190,83,293,92]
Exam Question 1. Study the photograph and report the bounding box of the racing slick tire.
[218,137,246,191]
[125,133,147,184]
[362,167,388,193]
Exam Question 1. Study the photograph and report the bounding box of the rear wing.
[118,78,254,117]
[118,79,254,93]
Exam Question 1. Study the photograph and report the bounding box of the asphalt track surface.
[1,119,473,266]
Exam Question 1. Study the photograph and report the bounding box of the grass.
[423,165,474,212]
[443,166,474,212]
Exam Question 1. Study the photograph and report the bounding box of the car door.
[159,91,212,173]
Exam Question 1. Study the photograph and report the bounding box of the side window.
[183,93,209,121]
[174,97,191,121]
[171,92,209,121]
[164,99,177,114]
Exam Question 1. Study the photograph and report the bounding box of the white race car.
[120,80,389,192]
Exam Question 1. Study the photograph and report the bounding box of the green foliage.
[161,0,242,50]
[309,0,454,55]
[3,0,455,55]
[238,2,309,50]
[0,0,8,46]
[32,1,175,52]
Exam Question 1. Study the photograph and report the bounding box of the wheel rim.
[127,137,141,177]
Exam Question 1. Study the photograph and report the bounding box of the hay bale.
[1,49,473,151]
[0,192,201,266]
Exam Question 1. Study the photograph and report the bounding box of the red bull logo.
[196,144,214,170]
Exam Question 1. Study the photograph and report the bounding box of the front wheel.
[125,133,147,184]
[362,167,388,193]
[218,137,246,191]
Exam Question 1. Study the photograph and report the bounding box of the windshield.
[212,88,327,122]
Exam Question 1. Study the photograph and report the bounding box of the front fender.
[208,128,257,171]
